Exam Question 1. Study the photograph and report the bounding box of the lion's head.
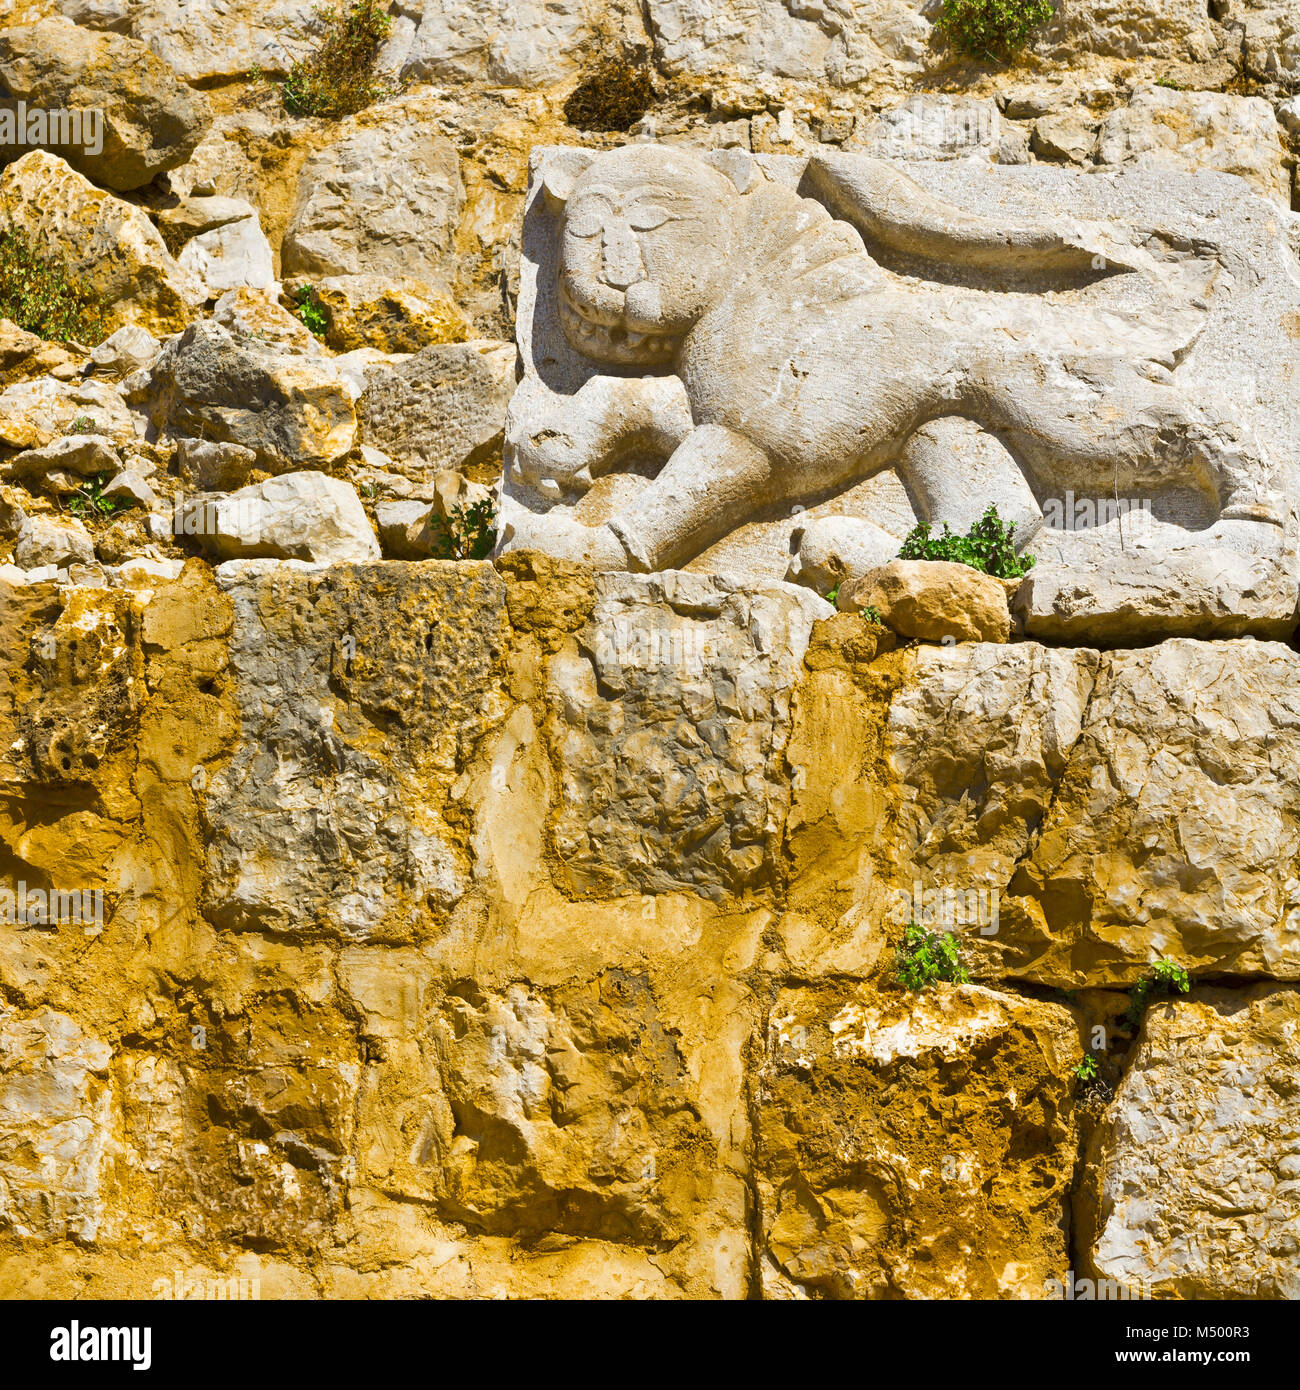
[545,145,759,368]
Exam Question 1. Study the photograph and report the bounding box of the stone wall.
[1,554,1295,1298]
[1,0,1299,1303]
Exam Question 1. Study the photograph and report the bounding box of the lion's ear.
[705,149,760,196]
[539,149,595,211]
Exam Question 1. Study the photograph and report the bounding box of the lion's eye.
[566,208,606,238]
[627,205,671,231]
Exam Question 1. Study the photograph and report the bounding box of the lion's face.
[555,147,739,367]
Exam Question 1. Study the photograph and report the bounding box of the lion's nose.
[601,220,644,290]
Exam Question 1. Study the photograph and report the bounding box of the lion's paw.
[497,502,630,570]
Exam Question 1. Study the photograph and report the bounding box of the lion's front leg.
[606,425,779,572]
[504,373,694,502]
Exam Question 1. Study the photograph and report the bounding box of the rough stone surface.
[204,560,505,936]
[137,320,357,470]
[0,377,136,449]
[757,983,1080,1299]
[646,0,1218,85]
[85,326,160,380]
[1234,0,1300,81]
[387,0,645,87]
[0,151,202,337]
[212,287,322,357]
[282,110,464,291]
[312,275,468,354]
[1095,87,1289,203]
[12,512,95,568]
[358,340,514,478]
[3,433,122,484]
[844,559,1010,643]
[0,19,210,190]
[54,0,324,83]
[549,570,829,898]
[0,1010,113,1242]
[1082,986,1300,1300]
[375,498,437,559]
[181,473,379,564]
[172,198,275,299]
[883,639,1300,986]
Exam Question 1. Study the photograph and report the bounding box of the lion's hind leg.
[963,355,1285,530]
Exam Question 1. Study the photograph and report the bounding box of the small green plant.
[1073,1051,1114,1115]
[1155,76,1185,91]
[936,0,1056,60]
[428,497,497,561]
[898,503,1036,579]
[282,0,394,119]
[895,920,970,991]
[66,415,97,435]
[1124,958,1191,1029]
[563,48,654,133]
[64,471,128,519]
[0,214,107,345]
[293,285,330,339]
[858,604,883,626]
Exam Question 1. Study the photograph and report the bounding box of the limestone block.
[13,514,94,569]
[203,561,511,938]
[311,274,468,354]
[282,105,464,291]
[1082,986,1300,1299]
[1231,0,1300,82]
[0,151,202,336]
[647,0,1217,86]
[55,0,324,82]
[548,570,829,899]
[1096,87,1289,203]
[844,559,1010,643]
[0,1009,114,1242]
[172,198,275,298]
[755,984,1080,1299]
[851,96,1004,162]
[3,433,122,483]
[358,340,515,478]
[389,0,645,87]
[85,326,160,380]
[647,0,932,86]
[0,376,136,450]
[212,287,322,357]
[883,639,1300,986]
[137,320,357,470]
[0,19,210,190]
[1036,0,1219,63]
[180,473,379,565]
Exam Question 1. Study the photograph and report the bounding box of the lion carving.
[499,143,1284,579]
